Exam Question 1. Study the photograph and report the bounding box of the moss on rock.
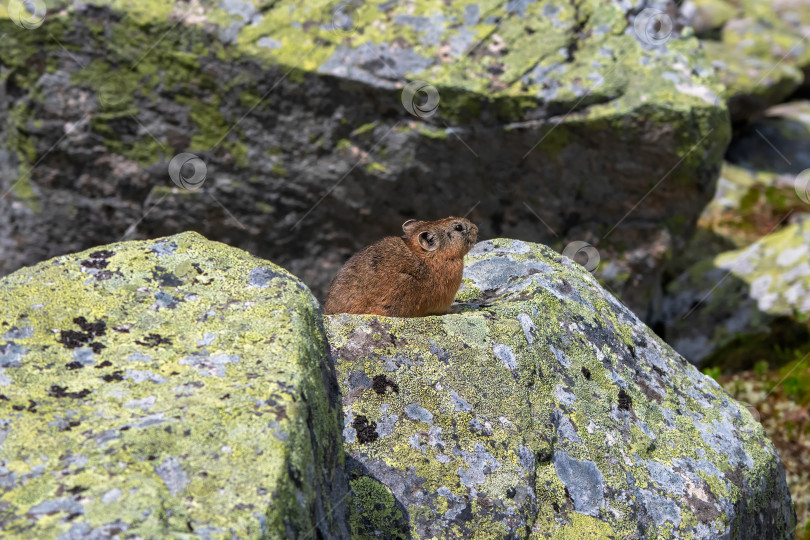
[327,238,795,538]
[663,100,810,367]
[0,232,348,538]
[690,0,810,123]
[664,215,810,368]
[0,0,730,325]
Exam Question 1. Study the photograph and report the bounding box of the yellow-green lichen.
[0,231,346,538]
[327,238,795,537]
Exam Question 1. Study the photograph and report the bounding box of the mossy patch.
[665,216,810,366]
[0,232,347,538]
[327,238,795,538]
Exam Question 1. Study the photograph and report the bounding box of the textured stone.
[667,158,808,280]
[663,215,810,367]
[0,0,730,324]
[728,101,810,176]
[681,0,739,35]
[660,101,810,366]
[0,232,348,539]
[689,0,810,123]
[328,238,795,538]
[701,39,803,124]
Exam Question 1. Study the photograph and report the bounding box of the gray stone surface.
[0,0,730,323]
[327,238,795,538]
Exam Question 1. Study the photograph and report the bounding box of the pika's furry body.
[324,217,478,317]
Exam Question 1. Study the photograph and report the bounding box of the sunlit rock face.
[328,238,795,539]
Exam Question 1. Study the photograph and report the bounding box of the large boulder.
[0,0,730,321]
[665,159,807,279]
[660,101,810,366]
[727,101,810,176]
[0,232,348,538]
[662,215,810,368]
[327,238,795,538]
[685,0,810,123]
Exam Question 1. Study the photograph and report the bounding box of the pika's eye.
[454,223,464,231]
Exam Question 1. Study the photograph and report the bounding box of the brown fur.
[324,217,479,317]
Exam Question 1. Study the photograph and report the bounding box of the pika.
[324,217,479,317]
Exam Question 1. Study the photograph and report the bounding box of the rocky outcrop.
[727,101,810,175]
[663,215,810,368]
[0,232,348,538]
[328,238,795,538]
[667,161,807,279]
[685,0,810,123]
[661,101,810,366]
[0,230,797,538]
[0,0,730,322]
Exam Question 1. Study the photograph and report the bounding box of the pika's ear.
[418,231,438,251]
[402,219,420,234]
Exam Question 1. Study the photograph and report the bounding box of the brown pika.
[324,217,479,317]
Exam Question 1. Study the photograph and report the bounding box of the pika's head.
[402,217,479,259]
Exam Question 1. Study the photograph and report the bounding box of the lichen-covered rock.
[666,159,808,280]
[0,0,729,322]
[701,38,803,124]
[689,0,810,123]
[0,232,348,538]
[681,0,739,34]
[742,0,810,88]
[327,239,795,538]
[659,101,810,366]
[663,215,810,367]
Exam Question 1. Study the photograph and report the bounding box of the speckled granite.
[328,238,795,538]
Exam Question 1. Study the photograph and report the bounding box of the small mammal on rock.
[324,217,479,317]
